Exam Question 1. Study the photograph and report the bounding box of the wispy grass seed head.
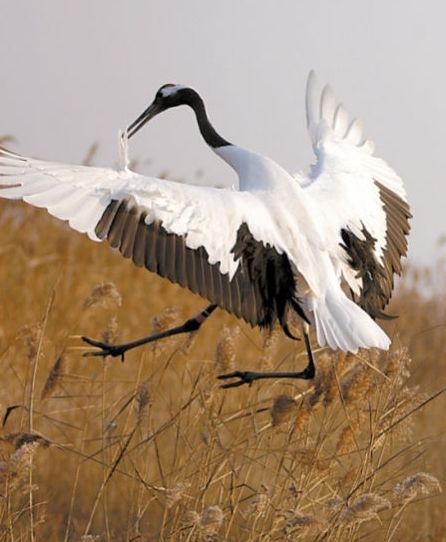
[281,509,328,535]
[249,491,270,515]
[271,394,297,426]
[162,481,190,509]
[215,325,239,374]
[393,472,442,504]
[101,314,120,344]
[135,381,151,420]
[41,354,65,399]
[17,323,42,360]
[200,505,224,535]
[340,365,374,406]
[82,282,122,310]
[340,493,391,524]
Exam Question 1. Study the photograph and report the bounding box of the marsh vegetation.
[0,195,444,541]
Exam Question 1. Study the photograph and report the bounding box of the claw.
[217,371,258,389]
[81,336,127,362]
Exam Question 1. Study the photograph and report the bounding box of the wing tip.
[305,70,319,129]
[307,69,317,84]
[304,72,376,153]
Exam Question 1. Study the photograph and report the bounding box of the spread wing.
[301,71,411,319]
[0,147,298,329]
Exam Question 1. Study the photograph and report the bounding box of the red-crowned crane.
[0,72,411,388]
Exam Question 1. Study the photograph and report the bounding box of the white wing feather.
[302,71,409,295]
[0,147,278,279]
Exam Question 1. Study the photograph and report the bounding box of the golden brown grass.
[0,199,444,541]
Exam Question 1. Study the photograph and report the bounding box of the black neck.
[184,90,231,148]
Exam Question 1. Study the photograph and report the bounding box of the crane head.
[127,84,197,139]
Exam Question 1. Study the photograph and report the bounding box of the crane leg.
[82,304,218,361]
[218,323,315,389]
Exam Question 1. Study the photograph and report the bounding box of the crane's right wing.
[300,72,411,319]
[0,146,299,329]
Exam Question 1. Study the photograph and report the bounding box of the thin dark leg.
[218,325,315,389]
[82,304,217,361]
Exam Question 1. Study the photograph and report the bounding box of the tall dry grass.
[0,197,444,541]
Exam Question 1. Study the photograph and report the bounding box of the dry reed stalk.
[83,422,139,536]
[103,420,117,442]
[375,387,428,450]
[214,326,239,374]
[82,282,122,310]
[24,288,54,542]
[198,380,217,414]
[2,198,446,540]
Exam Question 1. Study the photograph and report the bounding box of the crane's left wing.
[0,147,298,329]
[301,71,411,319]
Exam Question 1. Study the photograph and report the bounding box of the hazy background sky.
[1,1,445,265]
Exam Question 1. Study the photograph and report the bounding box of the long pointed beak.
[126,102,163,139]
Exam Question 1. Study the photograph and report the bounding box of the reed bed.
[0,199,444,541]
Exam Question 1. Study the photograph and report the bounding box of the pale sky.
[1,1,445,265]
